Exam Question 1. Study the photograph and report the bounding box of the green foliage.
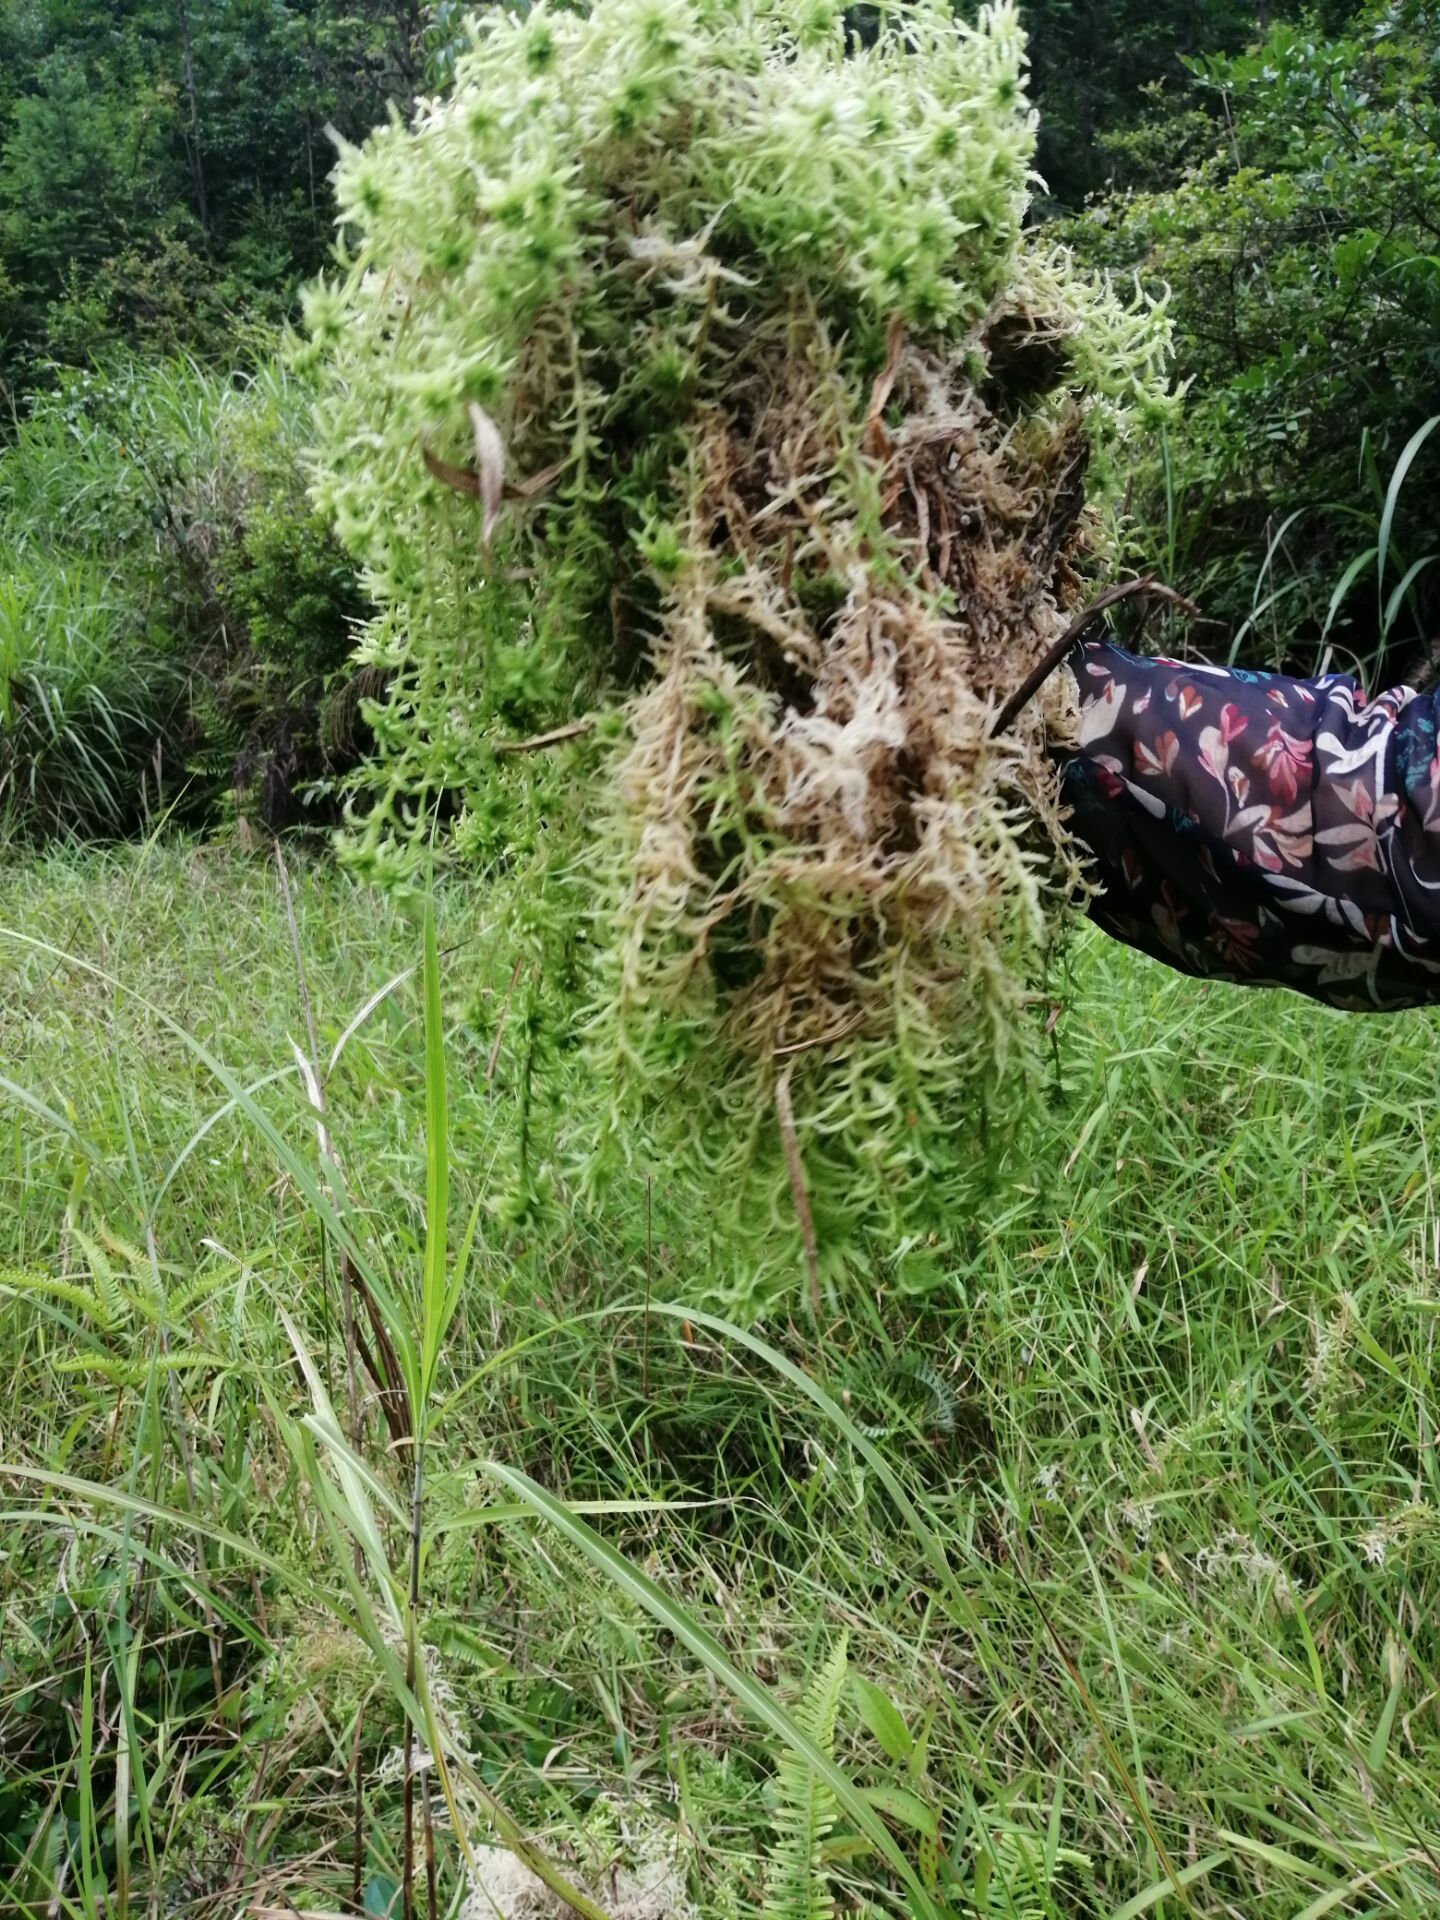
[0,556,182,835]
[4,846,1440,1915]
[1021,0,1268,208]
[1070,0,1440,676]
[763,1637,849,1920]
[0,351,367,838]
[0,0,403,398]
[307,0,1172,1313]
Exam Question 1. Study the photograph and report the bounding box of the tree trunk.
[177,0,210,242]
[391,0,423,116]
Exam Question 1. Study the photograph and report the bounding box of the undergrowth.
[2,843,1438,1916]
[0,353,367,841]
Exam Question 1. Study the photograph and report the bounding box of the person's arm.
[1055,639,1440,1009]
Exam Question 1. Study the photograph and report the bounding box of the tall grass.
[0,560,183,834]
[2,843,1439,1916]
[0,353,364,841]
[1144,417,1440,686]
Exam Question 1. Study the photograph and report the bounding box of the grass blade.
[1109,1852,1229,1920]
[420,894,450,1414]
[482,1458,945,1919]
[1376,415,1440,602]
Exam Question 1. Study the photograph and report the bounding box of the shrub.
[306,0,1171,1314]
[0,558,183,836]
[1068,0,1440,679]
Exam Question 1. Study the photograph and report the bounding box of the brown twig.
[491,718,594,757]
[990,577,1198,739]
[774,1063,822,1320]
[863,315,906,459]
[772,1010,866,1060]
[421,442,569,506]
[421,446,480,497]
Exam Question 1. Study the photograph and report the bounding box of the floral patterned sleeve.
[1055,640,1440,1008]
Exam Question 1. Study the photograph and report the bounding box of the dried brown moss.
[610,298,1093,1075]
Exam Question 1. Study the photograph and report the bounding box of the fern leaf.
[763,1634,849,1920]
[1,1264,119,1332]
[71,1226,129,1330]
[53,1347,232,1383]
[167,1263,232,1321]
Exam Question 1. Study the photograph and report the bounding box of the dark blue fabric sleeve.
[1056,641,1440,1008]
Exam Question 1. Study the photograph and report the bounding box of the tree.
[1069,0,1440,675]
[1021,0,1273,208]
[0,0,398,398]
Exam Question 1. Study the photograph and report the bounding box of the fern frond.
[1,1263,121,1333]
[53,1348,233,1383]
[71,1226,129,1330]
[166,1263,232,1321]
[763,1634,849,1920]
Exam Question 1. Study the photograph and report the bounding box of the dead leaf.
[421,444,481,497]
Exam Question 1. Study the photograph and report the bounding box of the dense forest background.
[1,0,1438,838]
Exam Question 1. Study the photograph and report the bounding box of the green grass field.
[3,842,1438,1918]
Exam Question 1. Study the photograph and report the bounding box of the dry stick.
[273,842,368,1914]
[989,577,1198,739]
[774,1062,822,1320]
[863,313,907,459]
[773,1009,866,1060]
[491,718,594,757]
[421,442,570,505]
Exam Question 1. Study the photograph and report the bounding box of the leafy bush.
[1069,0,1440,678]
[306,0,1171,1313]
[1021,0,1266,208]
[0,351,368,838]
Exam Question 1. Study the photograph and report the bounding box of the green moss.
[308,0,1172,1316]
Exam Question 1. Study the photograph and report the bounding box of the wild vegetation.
[3,0,1439,1915]
[3,847,1439,1916]
[1070,0,1440,679]
[0,354,365,836]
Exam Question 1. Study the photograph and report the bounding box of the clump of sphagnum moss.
[303,0,1172,1317]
